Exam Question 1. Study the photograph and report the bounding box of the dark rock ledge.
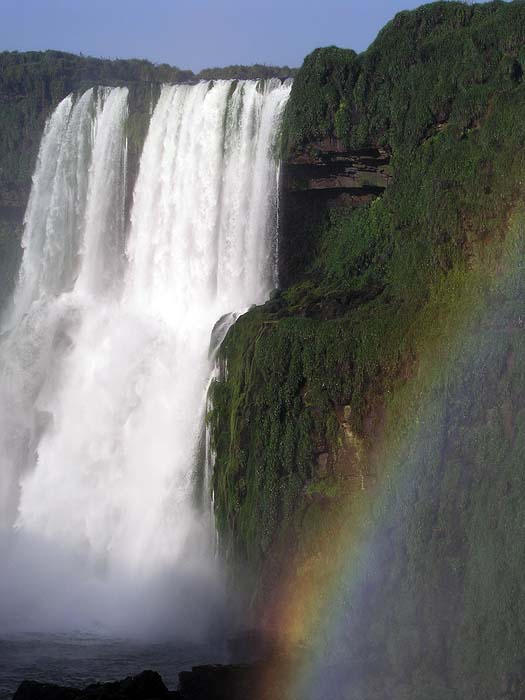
[13,671,175,700]
[13,659,525,700]
[12,659,289,700]
[283,137,392,195]
[278,136,392,288]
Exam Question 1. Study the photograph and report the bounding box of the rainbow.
[256,210,525,699]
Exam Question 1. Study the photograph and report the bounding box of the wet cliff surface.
[210,2,525,698]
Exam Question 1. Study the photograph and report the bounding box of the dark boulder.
[12,671,177,700]
[13,681,81,700]
[178,664,259,700]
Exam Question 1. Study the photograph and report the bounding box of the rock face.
[283,138,391,194]
[11,661,293,700]
[178,665,260,700]
[13,682,81,700]
[12,659,525,700]
[278,138,391,288]
[0,204,23,302]
[500,663,525,700]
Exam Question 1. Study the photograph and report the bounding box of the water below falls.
[0,79,291,638]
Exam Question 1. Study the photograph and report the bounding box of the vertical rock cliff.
[210,3,525,698]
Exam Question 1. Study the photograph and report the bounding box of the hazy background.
[2,0,448,71]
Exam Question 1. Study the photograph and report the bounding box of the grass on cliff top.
[282,0,525,154]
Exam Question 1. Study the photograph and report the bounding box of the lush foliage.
[282,0,525,153]
[197,64,295,81]
[210,2,525,697]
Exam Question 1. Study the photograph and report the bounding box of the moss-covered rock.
[282,0,525,156]
[210,2,525,696]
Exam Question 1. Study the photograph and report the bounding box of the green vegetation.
[281,45,359,149]
[282,0,525,154]
[210,2,525,697]
[197,64,295,81]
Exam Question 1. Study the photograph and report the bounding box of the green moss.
[211,3,525,696]
[304,476,343,500]
[280,46,359,151]
[282,1,525,155]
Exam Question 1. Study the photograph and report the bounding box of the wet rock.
[13,671,176,700]
[13,681,81,700]
[178,664,259,700]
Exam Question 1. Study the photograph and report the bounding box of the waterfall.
[0,78,291,636]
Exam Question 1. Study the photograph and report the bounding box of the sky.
[0,0,442,72]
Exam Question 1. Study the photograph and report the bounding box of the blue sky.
[0,0,488,71]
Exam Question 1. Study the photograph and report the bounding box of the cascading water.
[0,78,291,637]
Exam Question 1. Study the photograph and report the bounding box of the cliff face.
[279,139,391,287]
[210,2,525,697]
